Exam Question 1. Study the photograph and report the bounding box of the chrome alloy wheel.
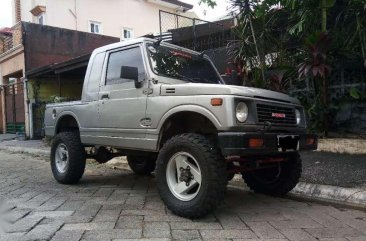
[166,152,202,201]
[55,143,69,174]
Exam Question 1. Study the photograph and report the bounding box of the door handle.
[101,93,109,99]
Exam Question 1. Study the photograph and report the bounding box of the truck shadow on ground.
[76,164,311,216]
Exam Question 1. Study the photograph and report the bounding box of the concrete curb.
[289,182,366,209]
[228,182,366,209]
[0,146,50,158]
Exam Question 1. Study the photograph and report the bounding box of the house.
[0,22,119,136]
[13,0,194,40]
[0,0,194,137]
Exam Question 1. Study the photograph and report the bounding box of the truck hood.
[160,83,300,105]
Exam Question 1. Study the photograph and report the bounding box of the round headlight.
[236,102,248,123]
[295,109,301,125]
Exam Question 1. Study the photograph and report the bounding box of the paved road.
[2,138,366,189]
[0,151,365,241]
[301,151,366,188]
[0,134,16,142]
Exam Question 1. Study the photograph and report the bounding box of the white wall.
[75,0,174,37]
[19,0,195,39]
[44,0,77,30]
[19,0,33,23]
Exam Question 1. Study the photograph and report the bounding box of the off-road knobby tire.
[127,155,156,175]
[51,132,86,184]
[156,133,227,218]
[242,153,302,196]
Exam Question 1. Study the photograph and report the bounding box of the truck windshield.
[147,44,222,84]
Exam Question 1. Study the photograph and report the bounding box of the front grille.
[256,103,296,126]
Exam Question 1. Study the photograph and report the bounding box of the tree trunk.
[321,0,328,136]
[321,0,327,32]
[249,16,265,84]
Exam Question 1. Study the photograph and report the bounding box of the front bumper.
[218,132,318,156]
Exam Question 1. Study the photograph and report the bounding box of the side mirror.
[120,66,143,88]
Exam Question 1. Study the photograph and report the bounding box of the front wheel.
[242,153,302,196]
[51,132,86,184]
[156,133,227,218]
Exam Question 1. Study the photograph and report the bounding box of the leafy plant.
[199,0,217,8]
[267,68,295,92]
[348,87,366,101]
[297,31,332,134]
[349,87,361,100]
[221,0,366,134]
[298,32,331,79]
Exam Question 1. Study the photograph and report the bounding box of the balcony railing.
[159,10,234,52]
[0,22,23,55]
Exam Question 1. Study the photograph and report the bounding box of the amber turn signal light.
[211,98,223,106]
[249,138,264,148]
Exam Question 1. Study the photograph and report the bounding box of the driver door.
[97,45,149,149]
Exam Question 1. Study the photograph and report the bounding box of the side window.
[106,47,145,85]
[87,52,105,93]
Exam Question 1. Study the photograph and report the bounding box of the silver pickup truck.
[44,38,317,218]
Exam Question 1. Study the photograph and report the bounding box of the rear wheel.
[127,155,156,175]
[51,132,86,184]
[156,133,227,218]
[242,153,301,196]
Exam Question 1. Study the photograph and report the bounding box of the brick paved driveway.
[0,151,365,241]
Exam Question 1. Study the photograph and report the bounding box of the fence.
[289,65,366,133]
[159,10,234,51]
[290,65,366,102]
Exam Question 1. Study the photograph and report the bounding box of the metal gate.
[5,82,25,133]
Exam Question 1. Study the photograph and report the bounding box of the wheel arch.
[55,112,81,135]
[157,107,221,149]
[157,105,222,130]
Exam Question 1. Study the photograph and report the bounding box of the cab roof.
[93,38,199,56]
